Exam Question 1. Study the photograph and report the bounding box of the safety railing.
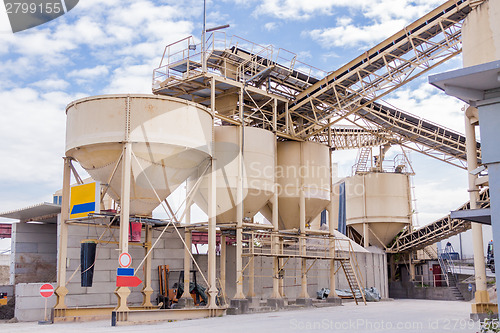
[241,230,357,261]
[413,274,449,288]
[153,33,326,93]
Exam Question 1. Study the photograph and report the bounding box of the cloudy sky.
[0,0,487,255]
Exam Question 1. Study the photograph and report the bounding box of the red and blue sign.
[116,267,142,287]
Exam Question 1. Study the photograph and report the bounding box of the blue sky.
[0,0,488,255]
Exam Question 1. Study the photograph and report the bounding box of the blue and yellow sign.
[70,182,100,219]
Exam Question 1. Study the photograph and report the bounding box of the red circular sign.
[39,284,54,298]
[119,252,132,268]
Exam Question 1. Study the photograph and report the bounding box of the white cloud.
[383,83,466,133]
[104,64,153,94]
[307,19,407,48]
[254,0,443,21]
[0,87,79,187]
[264,22,278,31]
[68,65,109,80]
[31,78,69,90]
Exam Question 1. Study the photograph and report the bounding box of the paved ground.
[0,299,491,332]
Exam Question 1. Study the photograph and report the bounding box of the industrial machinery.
[157,266,207,309]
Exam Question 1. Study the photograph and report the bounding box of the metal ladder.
[339,260,366,305]
[355,147,372,174]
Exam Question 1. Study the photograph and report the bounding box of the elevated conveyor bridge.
[387,189,490,253]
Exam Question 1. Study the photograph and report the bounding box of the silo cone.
[81,241,97,287]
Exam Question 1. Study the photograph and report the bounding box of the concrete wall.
[389,281,458,300]
[14,224,187,321]
[15,283,56,322]
[62,224,184,308]
[1,254,11,285]
[10,222,57,284]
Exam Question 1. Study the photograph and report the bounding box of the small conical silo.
[65,94,213,216]
[189,125,275,222]
[275,141,331,230]
[344,172,411,247]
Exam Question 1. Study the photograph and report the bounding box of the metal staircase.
[354,147,372,174]
[339,259,367,305]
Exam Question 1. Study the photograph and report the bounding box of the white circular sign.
[119,252,132,268]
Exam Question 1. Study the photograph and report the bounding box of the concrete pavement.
[0,299,489,332]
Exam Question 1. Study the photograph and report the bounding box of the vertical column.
[115,141,132,311]
[279,240,285,297]
[285,102,289,134]
[182,204,192,303]
[220,235,227,303]
[299,188,309,299]
[55,157,71,309]
[141,225,153,307]
[247,256,255,298]
[271,190,281,299]
[181,230,192,299]
[234,86,245,299]
[409,253,415,282]
[207,76,218,308]
[465,107,491,313]
[328,188,337,297]
[299,140,308,300]
[271,100,281,300]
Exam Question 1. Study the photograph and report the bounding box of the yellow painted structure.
[69,182,100,219]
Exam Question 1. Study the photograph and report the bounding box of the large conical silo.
[189,125,275,223]
[275,141,331,230]
[65,94,213,216]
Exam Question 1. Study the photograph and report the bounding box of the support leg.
[141,225,153,307]
[55,157,71,309]
[115,142,132,311]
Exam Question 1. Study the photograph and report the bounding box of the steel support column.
[55,157,71,309]
[465,107,491,311]
[234,86,245,299]
[299,188,308,299]
[207,76,218,308]
[141,225,153,306]
[220,235,227,302]
[181,229,192,300]
[115,141,132,311]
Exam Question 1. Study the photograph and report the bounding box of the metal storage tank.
[462,0,500,67]
[276,141,330,230]
[65,94,213,216]
[345,172,411,247]
[190,126,275,222]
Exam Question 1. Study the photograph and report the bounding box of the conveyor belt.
[388,190,489,253]
[292,0,475,111]
[288,0,480,143]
